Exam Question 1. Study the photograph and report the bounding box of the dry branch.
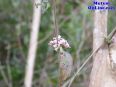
[24,0,41,87]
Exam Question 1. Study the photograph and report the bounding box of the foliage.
[0,0,116,87]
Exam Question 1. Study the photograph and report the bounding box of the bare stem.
[24,0,42,87]
[6,44,13,87]
[0,63,9,87]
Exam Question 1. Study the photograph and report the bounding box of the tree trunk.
[89,0,116,87]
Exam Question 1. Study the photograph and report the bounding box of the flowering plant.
[48,35,70,51]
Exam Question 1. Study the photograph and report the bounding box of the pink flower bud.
[48,35,71,51]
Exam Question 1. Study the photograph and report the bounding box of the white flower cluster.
[48,35,70,51]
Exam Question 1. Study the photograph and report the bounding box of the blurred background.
[0,0,116,87]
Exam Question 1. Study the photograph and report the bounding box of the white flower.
[58,35,61,39]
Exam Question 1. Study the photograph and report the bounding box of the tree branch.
[24,0,42,87]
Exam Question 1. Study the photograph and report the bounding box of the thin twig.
[108,27,116,40]
[0,62,9,87]
[38,31,52,45]
[75,15,86,70]
[52,0,59,37]
[17,32,26,61]
[6,44,13,87]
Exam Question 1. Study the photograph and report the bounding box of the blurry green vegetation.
[0,0,116,87]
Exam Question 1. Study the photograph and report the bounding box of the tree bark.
[89,0,116,87]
